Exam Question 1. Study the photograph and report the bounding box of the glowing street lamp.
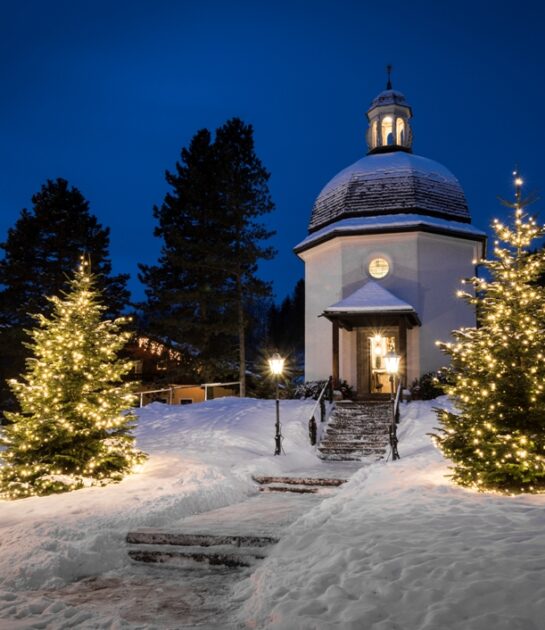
[268,353,285,456]
[384,350,400,461]
[384,351,401,377]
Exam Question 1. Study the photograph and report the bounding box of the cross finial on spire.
[386,64,393,90]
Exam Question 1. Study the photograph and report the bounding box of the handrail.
[137,381,241,407]
[388,380,403,461]
[393,380,402,424]
[308,376,333,446]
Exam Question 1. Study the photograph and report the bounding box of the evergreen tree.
[0,177,129,325]
[215,118,276,395]
[267,278,304,353]
[434,174,545,493]
[0,261,145,499]
[0,178,130,415]
[139,120,276,389]
[138,129,236,380]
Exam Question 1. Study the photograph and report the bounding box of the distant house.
[125,335,239,405]
[294,80,486,397]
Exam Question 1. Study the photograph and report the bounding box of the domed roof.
[308,151,470,232]
[369,89,410,110]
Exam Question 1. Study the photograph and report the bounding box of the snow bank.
[0,397,316,594]
[236,398,545,630]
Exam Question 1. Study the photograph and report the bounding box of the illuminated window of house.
[396,118,405,145]
[132,360,143,375]
[381,116,394,145]
[156,360,168,371]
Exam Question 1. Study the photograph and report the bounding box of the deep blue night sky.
[1,0,544,303]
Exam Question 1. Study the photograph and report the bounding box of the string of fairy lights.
[0,259,146,499]
[434,172,545,494]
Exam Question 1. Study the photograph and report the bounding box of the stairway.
[253,475,347,494]
[127,476,348,569]
[318,401,393,461]
[126,531,277,568]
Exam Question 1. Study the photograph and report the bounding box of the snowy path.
[38,475,356,629]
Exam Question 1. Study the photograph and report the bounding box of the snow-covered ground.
[1,396,545,629]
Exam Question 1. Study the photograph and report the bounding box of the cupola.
[366,66,413,154]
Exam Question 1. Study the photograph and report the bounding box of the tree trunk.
[237,275,246,397]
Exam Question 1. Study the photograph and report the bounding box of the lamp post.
[268,353,285,456]
[384,350,401,461]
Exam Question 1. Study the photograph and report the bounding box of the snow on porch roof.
[324,281,420,323]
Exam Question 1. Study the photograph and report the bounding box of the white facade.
[299,230,482,387]
[295,83,486,395]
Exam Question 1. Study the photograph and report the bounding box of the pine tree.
[215,118,276,396]
[434,174,545,493]
[0,177,129,325]
[138,129,236,380]
[0,261,146,499]
[139,120,276,389]
[266,279,304,353]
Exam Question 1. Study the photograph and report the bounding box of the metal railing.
[137,381,241,407]
[388,380,403,460]
[308,376,333,446]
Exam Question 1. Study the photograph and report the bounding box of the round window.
[368,257,390,279]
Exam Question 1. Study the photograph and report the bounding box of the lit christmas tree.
[0,261,146,499]
[434,173,545,493]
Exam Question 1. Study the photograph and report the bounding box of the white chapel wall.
[300,240,342,381]
[415,232,481,374]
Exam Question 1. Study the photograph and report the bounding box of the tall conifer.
[139,129,236,380]
[434,174,545,493]
[0,177,129,325]
[140,120,276,389]
[0,179,130,413]
[215,118,276,395]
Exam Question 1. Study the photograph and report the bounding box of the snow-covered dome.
[308,151,470,232]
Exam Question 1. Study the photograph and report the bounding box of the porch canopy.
[321,281,421,388]
[322,281,421,329]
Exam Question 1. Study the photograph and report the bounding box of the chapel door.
[356,326,400,397]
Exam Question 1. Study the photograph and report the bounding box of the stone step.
[325,428,389,436]
[319,454,385,462]
[327,423,390,432]
[126,531,278,547]
[320,440,388,449]
[318,446,386,455]
[327,420,391,427]
[258,485,319,494]
[128,547,264,569]
[252,476,347,487]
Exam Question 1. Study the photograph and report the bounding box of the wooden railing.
[308,376,334,446]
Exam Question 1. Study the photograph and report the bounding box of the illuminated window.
[396,118,405,145]
[132,360,143,375]
[381,116,394,145]
[368,257,390,279]
[371,120,378,148]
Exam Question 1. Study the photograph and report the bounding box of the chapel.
[294,75,486,396]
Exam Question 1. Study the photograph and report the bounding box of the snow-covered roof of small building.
[325,281,416,314]
[295,213,487,254]
[308,151,470,232]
